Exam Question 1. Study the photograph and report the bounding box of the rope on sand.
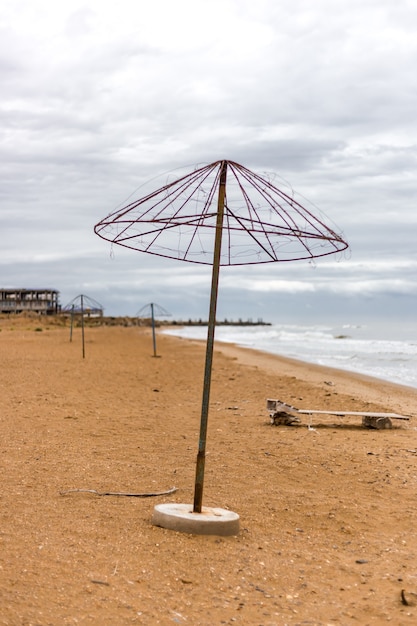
[60,486,178,497]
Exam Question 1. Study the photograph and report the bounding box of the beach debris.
[60,486,177,497]
[269,411,301,426]
[267,399,410,429]
[94,160,348,522]
[362,415,392,430]
[401,589,417,606]
[91,579,110,586]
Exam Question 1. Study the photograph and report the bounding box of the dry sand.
[1,316,417,625]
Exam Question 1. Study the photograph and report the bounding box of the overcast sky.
[1,0,416,329]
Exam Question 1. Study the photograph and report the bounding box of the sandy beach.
[1,316,417,625]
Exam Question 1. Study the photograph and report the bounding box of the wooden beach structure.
[0,288,60,315]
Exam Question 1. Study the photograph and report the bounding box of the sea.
[163,322,417,389]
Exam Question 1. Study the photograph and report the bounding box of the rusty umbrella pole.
[69,304,74,342]
[80,294,85,359]
[150,303,157,357]
[193,160,227,513]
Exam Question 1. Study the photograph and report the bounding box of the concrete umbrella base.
[152,503,240,536]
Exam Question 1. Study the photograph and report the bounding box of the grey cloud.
[0,0,416,326]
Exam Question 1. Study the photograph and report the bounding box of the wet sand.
[1,317,416,625]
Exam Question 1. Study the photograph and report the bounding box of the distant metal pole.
[81,295,85,359]
[151,302,157,357]
[193,160,227,513]
[69,304,74,342]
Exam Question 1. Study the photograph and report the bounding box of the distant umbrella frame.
[94,160,348,514]
[137,302,171,357]
[62,294,104,359]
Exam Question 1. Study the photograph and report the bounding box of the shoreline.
[162,323,417,393]
[170,333,417,419]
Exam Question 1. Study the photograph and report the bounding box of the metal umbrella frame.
[62,294,104,358]
[136,302,171,357]
[94,160,348,514]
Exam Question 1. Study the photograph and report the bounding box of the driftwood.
[60,486,178,497]
[267,399,410,429]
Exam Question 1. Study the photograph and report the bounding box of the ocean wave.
[164,323,417,388]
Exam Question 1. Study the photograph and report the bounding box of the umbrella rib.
[180,165,222,260]
[227,164,299,260]
[240,163,343,242]
[108,164,220,249]
[231,163,331,257]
